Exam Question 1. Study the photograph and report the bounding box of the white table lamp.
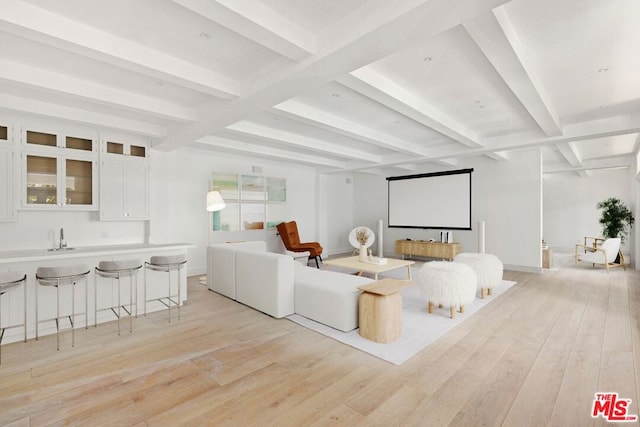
[206,191,226,212]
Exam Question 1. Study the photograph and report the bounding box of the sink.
[47,247,76,252]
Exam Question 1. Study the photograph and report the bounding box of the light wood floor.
[0,258,638,426]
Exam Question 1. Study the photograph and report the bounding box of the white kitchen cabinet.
[20,126,98,210]
[100,156,149,220]
[0,146,17,221]
[21,150,97,210]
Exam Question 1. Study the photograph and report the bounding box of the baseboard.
[503,264,542,274]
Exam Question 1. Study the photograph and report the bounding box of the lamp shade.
[206,191,226,212]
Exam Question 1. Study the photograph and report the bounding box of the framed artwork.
[211,173,285,231]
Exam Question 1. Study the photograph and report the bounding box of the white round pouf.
[454,253,503,298]
[416,261,477,319]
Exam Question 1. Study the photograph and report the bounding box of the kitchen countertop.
[0,243,195,264]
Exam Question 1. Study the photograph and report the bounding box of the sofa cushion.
[207,241,266,299]
[293,262,373,332]
[236,250,294,318]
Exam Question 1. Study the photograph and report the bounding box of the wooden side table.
[357,278,413,344]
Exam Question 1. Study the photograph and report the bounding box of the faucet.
[59,228,67,249]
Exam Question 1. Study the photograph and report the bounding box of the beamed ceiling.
[1,0,639,175]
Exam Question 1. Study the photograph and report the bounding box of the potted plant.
[597,197,635,243]
[597,198,634,263]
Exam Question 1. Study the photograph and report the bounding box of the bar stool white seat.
[0,272,27,364]
[95,259,142,335]
[36,265,90,350]
[144,254,187,323]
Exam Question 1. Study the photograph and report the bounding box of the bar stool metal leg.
[95,260,141,335]
[144,254,187,323]
[0,272,27,364]
[36,265,90,351]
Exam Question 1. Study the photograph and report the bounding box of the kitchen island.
[0,243,193,344]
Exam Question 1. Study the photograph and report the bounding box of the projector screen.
[387,168,473,230]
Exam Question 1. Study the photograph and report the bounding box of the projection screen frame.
[386,168,474,230]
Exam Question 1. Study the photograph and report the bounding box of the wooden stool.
[357,278,412,343]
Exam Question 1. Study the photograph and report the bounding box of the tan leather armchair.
[276,221,323,268]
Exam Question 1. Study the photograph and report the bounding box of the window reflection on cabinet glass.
[66,159,92,205]
[27,131,56,147]
[267,177,286,201]
[212,174,239,200]
[266,203,286,229]
[212,202,239,231]
[65,136,93,151]
[242,202,265,230]
[241,175,265,201]
[26,155,57,204]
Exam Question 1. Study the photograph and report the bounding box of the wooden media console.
[395,239,461,261]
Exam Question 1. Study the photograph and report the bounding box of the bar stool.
[144,254,187,323]
[95,259,142,335]
[36,265,90,351]
[0,272,27,364]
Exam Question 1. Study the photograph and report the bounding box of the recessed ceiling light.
[332,93,340,98]
[423,56,433,62]
[598,67,609,73]
[200,32,211,39]
[599,105,608,110]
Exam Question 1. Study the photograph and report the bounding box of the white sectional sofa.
[207,241,373,331]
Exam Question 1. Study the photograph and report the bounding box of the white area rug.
[287,279,517,365]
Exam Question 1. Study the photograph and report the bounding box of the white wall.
[151,147,320,275]
[543,167,635,257]
[351,149,543,271]
[319,173,354,256]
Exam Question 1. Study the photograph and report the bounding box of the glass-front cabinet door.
[24,153,96,209]
[26,154,57,205]
[21,125,97,210]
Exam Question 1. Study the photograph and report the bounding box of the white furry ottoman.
[416,261,477,319]
[454,253,503,298]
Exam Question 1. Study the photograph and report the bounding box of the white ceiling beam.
[225,121,382,163]
[556,141,588,176]
[0,93,166,137]
[161,0,512,149]
[543,155,632,174]
[464,7,562,136]
[272,100,431,157]
[0,59,196,123]
[172,0,314,61]
[337,68,483,149]
[329,113,640,173]
[485,151,509,160]
[0,0,240,99]
[196,135,346,168]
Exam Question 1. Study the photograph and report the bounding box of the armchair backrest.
[277,221,301,250]
[601,238,621,263]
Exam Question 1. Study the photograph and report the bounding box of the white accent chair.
[575,237,624,272]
